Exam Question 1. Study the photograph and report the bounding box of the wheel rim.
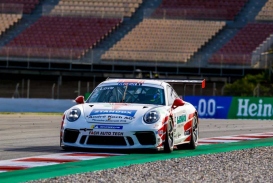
[168,122,174,148]
[192,117,198,144]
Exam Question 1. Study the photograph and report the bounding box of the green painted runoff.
[0,138,273,183]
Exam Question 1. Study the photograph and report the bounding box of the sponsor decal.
[108,115,123,120]
[92,125,123,130]
[86,115,106,119]
[184,130,190,135]
[177,114,186,124]
[124,116,135,120]
[228,97,273,119]
[100,87,114,90]
[117,79,144,86]
[111,103,129,110]
[157,130,163,135]
[177,124,183,128]
[184,96,232,119]
[90,119,106,122]
[89,131,124,136]
[90,109,137,117]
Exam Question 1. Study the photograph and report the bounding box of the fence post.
[213,82,217,96]
[221,83,226,96]
[192,84,196,96]
[253,83,260,97]
[13,83,20,98]
[57,75,62,99]
[93,75,96,90]
[52,83,55,99]
[78,81,81,96]
[21,79,24,98]
[26,79,30,98]
[87,82,90,93]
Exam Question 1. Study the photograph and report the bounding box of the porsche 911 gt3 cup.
[60,78,205,153]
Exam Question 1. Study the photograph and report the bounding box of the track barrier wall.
[0,98,75,113]
[184,96,273,120]
[0,97,272,119]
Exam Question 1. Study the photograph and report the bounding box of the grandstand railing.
[42,5,124,19]
[0,48,271,70]
[0,47,90,64]
[144,8,231,20]
[208,53,271,68]
[0,3,23,14]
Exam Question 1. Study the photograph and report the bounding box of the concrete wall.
[0,98,75,113]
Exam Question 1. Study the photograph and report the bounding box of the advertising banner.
[184,96,232,119]
[228,97,273,120]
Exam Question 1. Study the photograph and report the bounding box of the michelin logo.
[90,109,137,117]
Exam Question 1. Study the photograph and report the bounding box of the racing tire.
[163,118,174,153]
[189,114,199,149]
[61,145,74,151]
[60,139,73,151]
[177,114,199,150]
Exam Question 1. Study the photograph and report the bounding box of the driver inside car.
[144,88,161,104]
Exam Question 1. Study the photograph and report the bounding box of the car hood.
[82,103,166,124]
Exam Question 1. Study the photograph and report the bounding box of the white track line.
[199,139,240,143]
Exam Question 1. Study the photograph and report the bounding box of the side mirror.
[75,95,85,104]
[171,98,185,109]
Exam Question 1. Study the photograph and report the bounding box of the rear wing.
[160,79,205,89]
[106,77,205,89]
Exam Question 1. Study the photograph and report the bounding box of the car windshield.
[87,84,165,105]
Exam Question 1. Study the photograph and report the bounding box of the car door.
[166,85,185,143]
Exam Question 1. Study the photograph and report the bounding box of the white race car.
[60,78,205,153]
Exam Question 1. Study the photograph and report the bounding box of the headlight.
[66,108,81,122]
[143,110,160,124]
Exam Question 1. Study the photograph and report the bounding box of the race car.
[60,78,205,153]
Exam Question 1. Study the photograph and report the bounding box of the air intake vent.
[63,129,79,143]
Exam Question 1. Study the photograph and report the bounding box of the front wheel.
[163,119,174,153]
[188,114,199,149]
[61,145,74,151]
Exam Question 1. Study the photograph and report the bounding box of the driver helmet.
[145,88,160,102]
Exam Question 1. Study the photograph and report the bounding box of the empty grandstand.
[101,19,225,64]
[256,0,273,21]
[0,0,272,99]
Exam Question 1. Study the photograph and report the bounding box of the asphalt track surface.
[1,114,273,161]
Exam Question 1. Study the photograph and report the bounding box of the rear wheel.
[164,119,174,153]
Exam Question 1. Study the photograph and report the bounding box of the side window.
[167,85,177,106]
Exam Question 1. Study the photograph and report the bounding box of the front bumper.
[61,128,162,150]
